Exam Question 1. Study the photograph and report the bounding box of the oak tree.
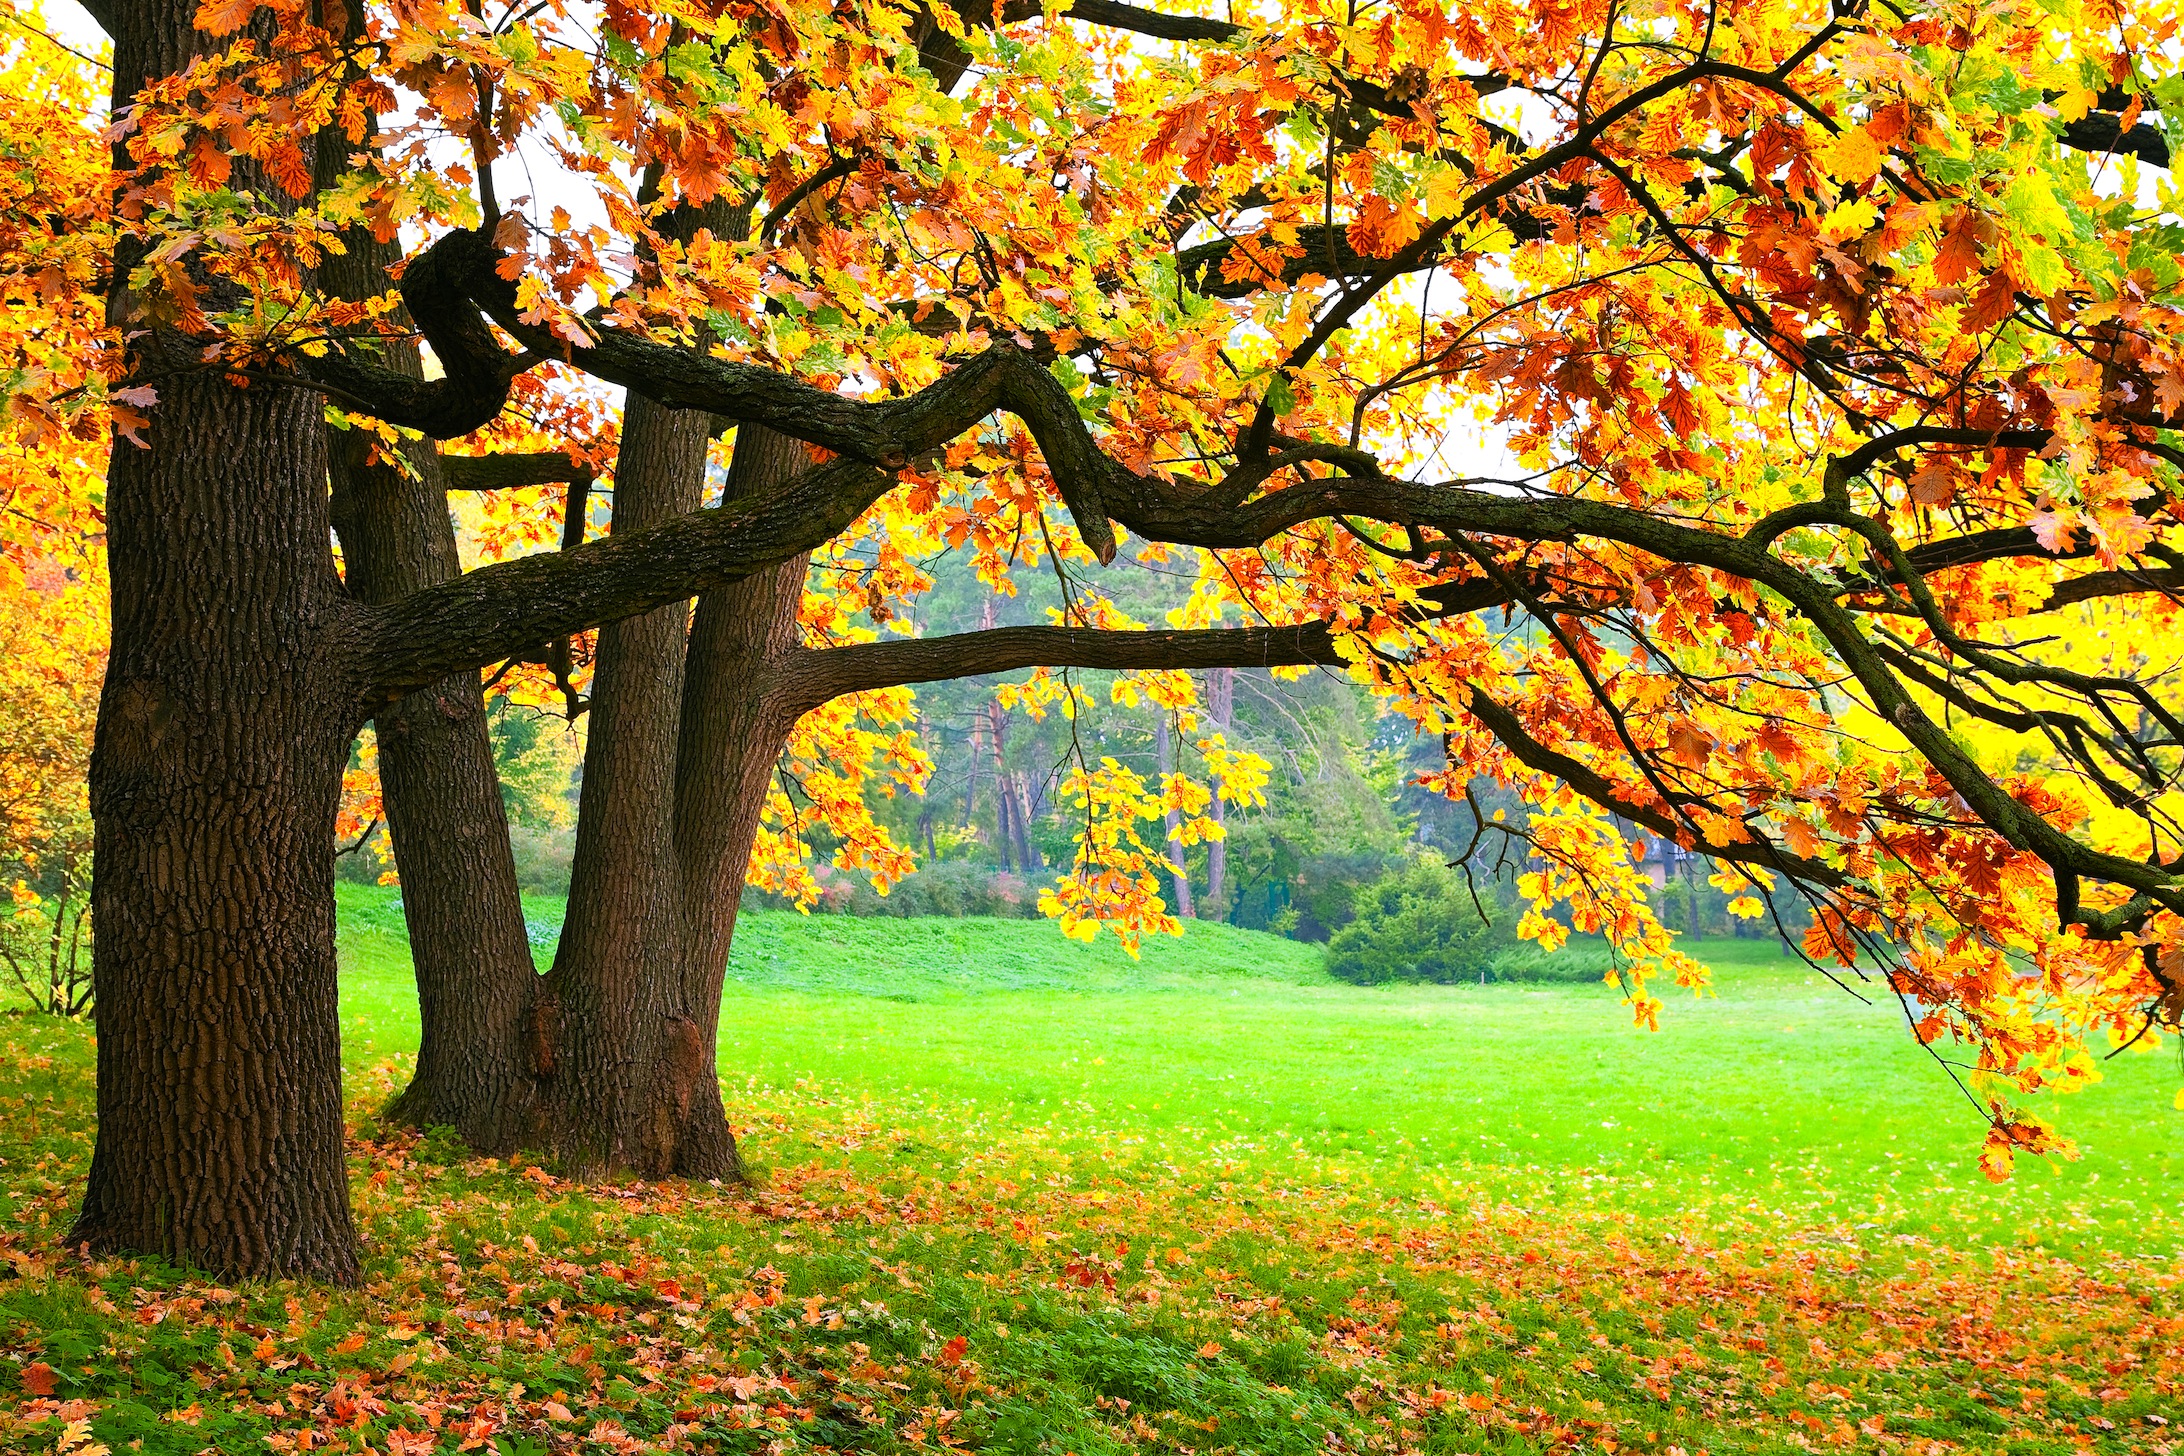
[13,0,2180,1277]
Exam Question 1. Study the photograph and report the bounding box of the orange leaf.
[195,0,258,35]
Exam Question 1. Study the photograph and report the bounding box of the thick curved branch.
[776,621,1346,715]
[439,450,594,491]
[2060,113,2170,168]
[2032,566,2184,612]
[1049,1,1508,114]
[362,455,889,703]
[464,264,1131,558]
[305,229,533,438]
[1056,0,1240,44]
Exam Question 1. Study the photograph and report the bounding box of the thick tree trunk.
[72,0,364,1283]
[323,227,541,1152]
[524,421,804,1181]
[77,369,362,1281]
[535,395,712,1176]
[674,430,812,1178]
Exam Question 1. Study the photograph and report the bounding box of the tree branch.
[2060,112,2170,168]
[304,229,534,438]
[1462,689,1848,889]
[439,450,594,491]
[1050,1,1509,113]
[776,621,1346,715]
[2032,566,2184,613]
[362,455,890,703]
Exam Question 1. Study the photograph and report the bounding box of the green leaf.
[2000,171,2069,243]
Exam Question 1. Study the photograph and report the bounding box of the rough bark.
[71,0,365,1283]
[78,367,363,1282]
[778,622,1347,705]
[321,188,542,1153]
[674,428,814,1179]
[536,393,714,1176]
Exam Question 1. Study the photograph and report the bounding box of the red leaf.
[21,1362,57,1396]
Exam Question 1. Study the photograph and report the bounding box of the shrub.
[1324,858,1500,984]
[1489,942,1618,983]
[744,861,1044,919]
[507,825,575,896]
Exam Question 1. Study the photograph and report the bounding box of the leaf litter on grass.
[0,1022,2178,1456]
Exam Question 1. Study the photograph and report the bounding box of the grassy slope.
[0,887,2173,1456]
[337,885,2182,1258]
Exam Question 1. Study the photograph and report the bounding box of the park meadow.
[2,894,2176,1455]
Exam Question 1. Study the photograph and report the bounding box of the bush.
[745,861,1045,919]
[507,824,575,896]
[1285,851,1401,941]
[1323,858,1500,984]
[1489,942,1617,983]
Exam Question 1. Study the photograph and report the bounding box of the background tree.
[0,9,110,1017]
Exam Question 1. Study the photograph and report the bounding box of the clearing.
[1,885,2177,1455]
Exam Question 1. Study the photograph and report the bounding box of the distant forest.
[347,542,1804,947]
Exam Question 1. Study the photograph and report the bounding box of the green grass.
[336,884,2184,1261]
[0,886,2175,1456]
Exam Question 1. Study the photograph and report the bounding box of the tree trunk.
[961,714,984,833]
[71,0,364,1283]
[1156,715,1194,917]
[1684,853,1703,937]
[988,701,1021,871]
[323,211,540,1153]
[1008,770,1041,871]
[535,395,712,1176]
[1203,667,1232,917]
[673,428,812,1178]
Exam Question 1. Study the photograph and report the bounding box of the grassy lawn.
[338,885,2184,1260]
[0,883,2177,1455]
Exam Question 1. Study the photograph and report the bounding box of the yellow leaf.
[1820,197,1881,240]
[2055,84,2098,123]
[1423,164,1465,221]
[1815,127,1882,184]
